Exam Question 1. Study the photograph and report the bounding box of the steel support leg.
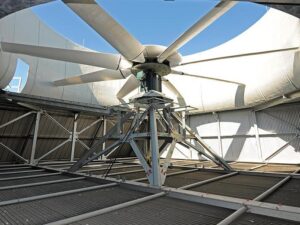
[149,106,161,186]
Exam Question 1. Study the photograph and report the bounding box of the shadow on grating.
[189,174,281,199]
[70,197,233,225]
[232,213,299,225]
[164,170,224,188]
[0,186,148,225]
[264,178,300,207]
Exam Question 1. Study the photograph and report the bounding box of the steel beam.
[0,182,117,207]
[0,111,34,129]
[167,187,300,222]
[30,111,41,164]
[45,192,166,225]
[265,135,298,161]
[35,139,71,163]
[252,111,263,161]
[0,142,28,163]
[213,112,224,157]
[179,171,238,190]
[133,168,199,182]
[149,106,161,186]
[217,173,293,225]
[70,113,79,162]
[172,112,232,171]
[0,169,44,175]
[0,172,61,181]
[68,111,135,172]
[0,177,85,190]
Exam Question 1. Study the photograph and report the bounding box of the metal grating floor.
[254,164,300,173]
[164,170,223,188]
[0,170,46,178]
[232,213,299,225]
[70,197,234,225]
[0,179,104,201]
[111,168,185,181]
[0,186,148,225]
[264,178,300,207]
[91,165,143,175]
[190,174,282,199]
[0,174,66,187]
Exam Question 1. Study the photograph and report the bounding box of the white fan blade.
[63,0,145,63]
[158,1,236,63]
[54,69,131,86]
[1,41,130,70]
[181,47,299,66]
[162,78,186,107]
[117,74,140,99]
[171,70,243,85]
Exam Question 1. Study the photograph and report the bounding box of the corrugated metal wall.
[183,103,300,163]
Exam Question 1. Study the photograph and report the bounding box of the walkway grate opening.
[189,174,281,199]
[0,186,149,225]
[69,197,234,225]
[264,178,300,207]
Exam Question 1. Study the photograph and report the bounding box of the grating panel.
[0,170,47,179]
[265,178,300,207]
[0,179,105,201]
[91,166,143,175]
[0,174,71,187]
[254,164,300,173]
[230,163,262,170]
[232,213,299,225]
[164,171,223,188]
[71,197,233,225]
[190,175,281,199]
[112,171,147,180]
[0,186,148,225]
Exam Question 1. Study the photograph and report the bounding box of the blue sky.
[9,0,268,92]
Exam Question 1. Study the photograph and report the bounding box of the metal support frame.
[70,113,79,162]
[213,112,224,158]
[172,112,232,171]
[0,172,61,181]
[149,106,161,186]
[0,182,117,207]
[252,111,263,161]
[179,171,238,190]
[30,111,41,164]
[45,192,166,225]
[0,142,28,163]
[68,111,135,172]
[0,111,35,163]
[217,170,297,225]
[39,163,300,223]
[265,135,299,162]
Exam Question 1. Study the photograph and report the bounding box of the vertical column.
[252,111,263,161]
[30,111,41,164]
[70,113,79,162]
[149,106,161,186]
[101,116,107,160]
[213,112,223,158]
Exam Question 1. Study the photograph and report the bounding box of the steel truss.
[69,91,232,186]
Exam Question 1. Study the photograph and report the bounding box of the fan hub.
[131,62,171,76]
